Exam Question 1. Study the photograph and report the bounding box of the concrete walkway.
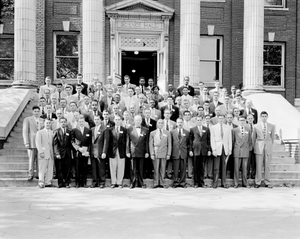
[0,187,299,239]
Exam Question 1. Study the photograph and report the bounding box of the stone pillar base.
[12,82,38,89]
[242,87,265,97]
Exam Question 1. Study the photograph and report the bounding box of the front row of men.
[32,105,275,189]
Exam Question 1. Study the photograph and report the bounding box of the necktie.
[250,124,253,132]
[178,129,182,141]
[116,127,119,139]
[78,94,80,102]
[48,114,51,120]
[199,126,202,137]
[42,108,45,115]
[221,124,224,139]
[166,121,169,131]
[94,111,97,116]
[47,130,51,142]
[58,92,61,101]
[159,129,162,139]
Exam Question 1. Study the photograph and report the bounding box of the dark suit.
[107,126,127,185]
[53,127,72,187]
[243,108,258,124]
[91,123,109,186]
[41,113,57,121]
[171,128,190,187]
[177,85,195,96]
[161,105,179,122]
[209,101,223,115]
[71,127,92,186]
[126,126,149,187]
[72,82,88,95]
[247,123,255,179]
[190,126,211,187]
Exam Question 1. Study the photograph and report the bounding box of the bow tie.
[136,127,141,129]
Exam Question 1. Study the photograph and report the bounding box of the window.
[54,32,80,80]
[263,43,284,87]
[264,0,286,8]
[200,36,222,83]
[0,35,14,80]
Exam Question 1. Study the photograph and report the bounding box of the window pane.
[56,58,78,78]
[200,62,216,82]
[0,38,14,58]
[264,45,282,65]
[56,35,78,57]
[200,38,217,60]
[0,60,14,80]
[264,0,283,6]
[263,66,282,86]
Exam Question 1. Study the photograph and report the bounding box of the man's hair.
[39,97,46,101]
[59,117,67,122]
[56,83,62,87]
[32,106,40,111]
[183,110,191,116]
[260,111,268,116]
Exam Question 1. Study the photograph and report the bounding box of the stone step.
[0,155,28,162]
[270,164,300,171]
[3,143,26,149]
[0,148,27,156]
[0,162,28,170]
[12,127,22,133]
[9,131,22,138]
[6,137,24,144]
[1,178,300,187]
[272,151,290,157]
[271,156,295,164]
[270,171,300,179]
[0,170,28,178]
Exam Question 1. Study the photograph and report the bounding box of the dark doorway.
[122,51,157,86]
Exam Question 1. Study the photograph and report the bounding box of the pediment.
[106,0,175,18]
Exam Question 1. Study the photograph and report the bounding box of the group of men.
[22,74,275,189]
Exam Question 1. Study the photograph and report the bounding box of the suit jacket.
[149,129,172,158]
[22,116,40,148]
[91,123,108,159]
[170,128,190,160]
[35,128,54,160]
[198,94,212,105]
[232,126,252,158]
[126,126,149,158]
[41,112,57,121]
[39,85,56,97]
[210,123,232,156]
[177,85,195,96]
[190,126,211,156]
[182,120,196,132]
[242,108,258,124]
[163,119,177,131]
[53,127,72,159]
[72,82,88,95]
[100,96,114,111]
[122,119,134,129]
[142,118,157,132]
[149,108,161,121]
[252,122,275,155]
[161,105,179,122]
[107,126,127,158]
[123,83,136,92]
[71,127,92,156]
[209,101,224,114]
[104,83,117,93]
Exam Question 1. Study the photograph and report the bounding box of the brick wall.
[36,0,45,86]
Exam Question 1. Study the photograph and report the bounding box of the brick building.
[0,0,298,104]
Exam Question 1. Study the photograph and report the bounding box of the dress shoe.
[153,185,159,189]
[213,186,217,189]
[163,185,168,189]
[254,184,260,189]
[142,184,147,189]
[265,184,273,189]
[129,184,134,189]
[37,184,44,189]
[90,184,98,188]
[194,185,199,188]
[183,185,188,188]
[234,185,238,189]
[35,176,39,179]
[221,185,229,189]
[66,185,70,189]
[57,185,63,188]
[75,184,79,189]
[99,185,105,189]
[28,176,33,181]
[172,185,177,189]
[242,185,251,188]
[83,184,88,188]
[110,184,116,188]
[45,184,53,188]
[117,185,123,188]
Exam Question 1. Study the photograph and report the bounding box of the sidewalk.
[0,187,299,239]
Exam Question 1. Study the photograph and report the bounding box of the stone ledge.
[0,88,33,140]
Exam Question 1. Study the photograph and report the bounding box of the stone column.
[243,0,264,93]
[82,0,105,84]
[13,0,37,88]
[180,0,201,86]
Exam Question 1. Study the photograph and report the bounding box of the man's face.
[45,78,51,85]
[44,91,50,98]
[153,88,159,94]
[198,107,204,114]
[203,88,208,94]
[57,85,63,92]
[135,88,141,95]
[139,79,145,86]
[76,86,82,93]
[74,113,80,121]
[56,111,62,119]
[246,101,251,108]
[157,120,164,129]
[215,108,221,116]
[184,112,191,121]
[66,87,72,95]
[239,118,246,127]
[176,98,182,105]
[113,105,119,113]
[182,88,188,95]
[205,117,210,124]
[199,83,204,89]
[168,85,174,91]
[213,93,219,101]
[261,114,268,123]
[215,82,220,88]
[196,117,202,126]
[150,100,155,108]
[46,105,52,114]
[124,77,130,84]
[163,93,168,100]
[193,97,199,104]
[183,101,189,108]
[84,97,90,105]
[107,77,113,84]
[148,79,154,86]
[103,112,109,120]
[231,87,236,94]
[164,111,171,119]
[247,115,254,124]
[144,110,151,118]
[70,103,77,112]
[167,98,173,105]
[33,109,40,118]
[184,77,189,85]
[139,95,145,103]
[224,97,229,104]
[115,117,121,126]
[77,76,83,83]
[226,115,233,123]
[45,120,51,129]
[218,116,224,124]
[234,109,240,117]
[134,117,142,127]
[107,89,113,97]
[129,106,135,113]
[128,89,134,97]
[222,88,227,96]
[203,103,209,110]
[51,98,57,104]
[78,118,84,127]
[146,92,152,99]
[123,112,129,120]
[94,117,101,126]
[60,118,67,128]
[176,119,183,128]
[91,102,98,111]
[60,100,67,108]
[117,85,123,92]
[236,89,241,96]
[236,96,241,103]
[113,95,120,103]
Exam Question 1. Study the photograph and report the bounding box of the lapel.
[31,116,38,130]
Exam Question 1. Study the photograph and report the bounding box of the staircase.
[0,104,299,187]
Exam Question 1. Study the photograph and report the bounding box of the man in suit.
[138,77,147,94]
[210,114,232,189]
[108,94,127,115]
[123,75,136,93]
[52,83,67,103]
[89,99,103,124]
[181,86,194,106]
[177,76,195,96]
[123,87,138,111]
[223,96,234,114]
[107,115,127,188]
[161,96,179,121]
[100,88,114,111]
[149,99,161,121]
[72,84,86,107]
[71,116,92,188]
[90,115,108,188]
[209,91,224,115]
[35,119,54,188]
[232,116,252,188]
[203,101,215,119]
[243,99,258,124]
[149,119,172,188]
[23,106,41,181]
[209,80,222,97]
[253,111,275,189]
[102,110,115,129]
[170,118,190,188]
[203,114,213,180]
[39,76,56,98]
[126,115,149,188]
[104,75,117,93]
[72,74,88,95]
[146,78,154,92]
[122,111,134,128]
[246,113,256,179]
[41,104,57,121]
[53,117,72,188]
[199,87,212,105]
[190,116,211,188]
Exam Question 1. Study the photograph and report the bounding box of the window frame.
[53,31,80,81]
[264,0,286,9]
[263,42,285,89]
[199,35,223,86]
[0,34,14,82]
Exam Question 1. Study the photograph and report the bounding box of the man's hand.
[78,147,83,153]
[151,155,155,160]
[212,150,217,157]
[166,155,170,160]
[126,153,131,158]
[101,153,106,159]
[207,151,211,156]
[56,155,61,159]
[189,151,193,157]
[145,153,149,158]
[39,152,45,159]
[25,144,30,149]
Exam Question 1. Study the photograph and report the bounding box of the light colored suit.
[39,84,56,97]
[35,128,54,186]
[149,129,172,186]
[23,116,40,177]
[252,122,275,186]
[149,108,161,121]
